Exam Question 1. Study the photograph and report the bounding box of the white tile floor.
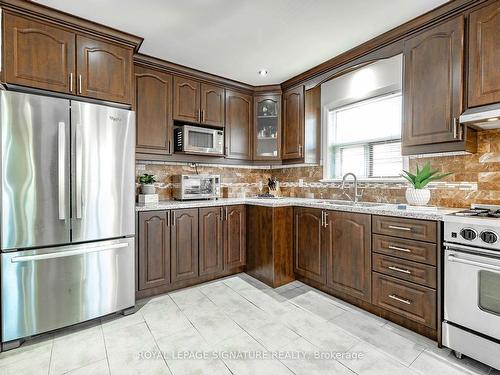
[0,273,497,375]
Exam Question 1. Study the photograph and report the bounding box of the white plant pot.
[405,187,431,206]
[141,183,155,195]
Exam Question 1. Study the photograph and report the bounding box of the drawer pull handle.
[388,225,412,232]
[388,245,411,253]
[388,266,411,274]
[388,294,412,305]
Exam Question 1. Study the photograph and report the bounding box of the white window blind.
[326,93,403,179]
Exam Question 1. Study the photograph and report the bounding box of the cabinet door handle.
[324,212,328,227]
[69,73,74,92]
[166,211,170,227]
[78,75,82,94]
[453,117,462,140]
[388,294,412,305]
[299,144,303,157]
[201,110,204,123]
[168,140,171,154]
[388,266,411,274]
[388,245,411,253]
[171,211,176,226]
[388,225,411,232]
[225,207,228,221]
[321,211,324,227]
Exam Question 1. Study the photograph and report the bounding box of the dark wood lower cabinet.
[171,208,199,283]
[293,207,325,283]
[199,207,224,277]
[246,205,294,287]
[325,211,372,302]
[136,205,246,299]
[138,211,170,290]
[224,205,246,270]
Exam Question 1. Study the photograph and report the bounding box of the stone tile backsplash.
[136,129,500,208]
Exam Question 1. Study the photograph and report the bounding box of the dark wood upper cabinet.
[199,207,224,277]
[468,1,500,107]
[138,211,170,291]
[225,90,253,160]
[293,207,325,283]
[134,66,173,155]
[326,211,371,302]
[3,13,75,94]
[76,35,132,104]
[402,16,465,153]
[201,83,225,127]
[282,86,305,160]
[171,208,199,283]
[224,205,246,270]
[173,76,201,123]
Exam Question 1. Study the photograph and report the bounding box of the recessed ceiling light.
[487,117,499,122]
[258,69,268,76]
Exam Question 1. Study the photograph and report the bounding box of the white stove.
[444,204,500,251]
[442,204,500,370]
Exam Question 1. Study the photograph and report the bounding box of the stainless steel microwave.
[174,125,224,155]
[172,174,221,200]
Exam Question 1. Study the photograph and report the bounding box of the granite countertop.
[136,197,460,221]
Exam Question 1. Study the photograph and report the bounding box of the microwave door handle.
[448,254,500,272]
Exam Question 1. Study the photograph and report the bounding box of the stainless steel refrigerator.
[0,90,135,345]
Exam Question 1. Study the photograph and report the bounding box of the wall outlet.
[298,179,304,187]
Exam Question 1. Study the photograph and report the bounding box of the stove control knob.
[460,228,477,241]
[480,231,498,244]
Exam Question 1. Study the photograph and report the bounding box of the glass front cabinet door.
[254,95,281,160]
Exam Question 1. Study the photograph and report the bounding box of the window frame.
[322,91,408,182]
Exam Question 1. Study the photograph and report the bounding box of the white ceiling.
[34,0,448,85]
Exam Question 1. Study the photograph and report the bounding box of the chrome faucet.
[341,173,363,204]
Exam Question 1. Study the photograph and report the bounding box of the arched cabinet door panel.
[282,86,304,160]
[199,207,224,276]
[171,208,199,283]
[3,13,75,94]
[402,16,464,149]
[225,90,253,160]
[76,35,132,104]
[326,211,371,302]
[173,76,201,123]
[135,66,173,154]
[468,1,500,107]
[138,211,171,291]
[293,207,325,283]
[201,83,225,127]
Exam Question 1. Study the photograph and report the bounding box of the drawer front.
[372,253,436,288]
[373,272,436,328]
[372,234,437,265]
[372,216,437,242]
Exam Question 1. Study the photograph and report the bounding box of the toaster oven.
[172,175,221,200]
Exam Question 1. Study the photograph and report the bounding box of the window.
[325,93,404,180]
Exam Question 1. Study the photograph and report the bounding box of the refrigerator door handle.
[75,123,83,219]
[58,122,66,220]
[10,242,128,263]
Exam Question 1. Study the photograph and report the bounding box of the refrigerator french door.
[1,90,135,344]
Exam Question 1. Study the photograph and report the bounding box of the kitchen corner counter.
[136,198,460,221]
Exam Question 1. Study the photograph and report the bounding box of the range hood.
[459,103,500,130]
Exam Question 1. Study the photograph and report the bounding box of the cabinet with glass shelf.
[254,95,281,160]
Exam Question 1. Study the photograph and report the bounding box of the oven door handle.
[447,254,500,272]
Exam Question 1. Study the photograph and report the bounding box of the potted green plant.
[139,174,156,195]
[401,162,452,206]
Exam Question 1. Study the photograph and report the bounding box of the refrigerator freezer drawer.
[1,238,135,342]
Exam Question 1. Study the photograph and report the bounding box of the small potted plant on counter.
[139,173,156,195]
[402,162,452,206]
